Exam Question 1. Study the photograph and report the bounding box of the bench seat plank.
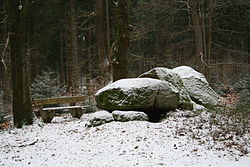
[34,96,86,106]
[42,106,82,111]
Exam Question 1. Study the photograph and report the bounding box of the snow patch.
[0,112,249,167]
[173,66,208,83]
[95,78,177,96]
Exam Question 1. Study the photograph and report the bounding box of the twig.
[200,52,250,68]
[200,52,211,67]
[13,139,38,147]
[0,15,7,24]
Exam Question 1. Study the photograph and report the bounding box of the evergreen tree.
[31,68,65,99]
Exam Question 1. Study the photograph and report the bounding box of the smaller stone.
[192,101,206,112]
[112,110,149,122]
[86,110,114,127]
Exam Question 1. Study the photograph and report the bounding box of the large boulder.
[172,66,220,106]
[95,78,180,113]
[112,110,149,122]
[139,67,193,110]
[86,110,114,127]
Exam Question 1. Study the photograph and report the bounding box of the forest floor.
[0,109,250,167]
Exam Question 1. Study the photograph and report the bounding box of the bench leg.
[41,110,55,123]
[70,108,83,118]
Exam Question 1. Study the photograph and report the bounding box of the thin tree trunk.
[95,0,111,84]
[190,0,204,70]
[65,26,69,85]
[1,4,12,115]
[206,0,212,64]
[206,8,213,82]
[59,26,65,85]
[3,67,11,114]
[112,0,130,81]
[67,0,79,95]
[86,30,93,79]
[8,0,33,128]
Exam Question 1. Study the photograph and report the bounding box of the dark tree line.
[0,0,249,127]
[128,0,249,83]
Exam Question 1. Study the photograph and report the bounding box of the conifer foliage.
[31,68,65,99]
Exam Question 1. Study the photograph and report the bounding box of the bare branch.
[0,14,7,24]
[1,33,11,71]
[200,52,211,67]
[10,139,38,147]
[200,52,250,68]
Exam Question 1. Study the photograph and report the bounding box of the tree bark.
[95,0,111,84]
[112,0,130,81]
[190,0,204,70]
[59,26,65,85]
[8,0,33,128]
[67,0,79,95]
[2,62,11,114]
[0,3,12,115]
[86,30,93,79]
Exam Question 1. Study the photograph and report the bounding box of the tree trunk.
[205,1,213,82]
[0,3,12,115]
[86,30,93,79]
[67,0,79,95]
[190,0,204,70]
[95,0,112,84]
[8,0,33,128]
[112,0,130,81]
[2,63,11,114]
[59,26,65,85]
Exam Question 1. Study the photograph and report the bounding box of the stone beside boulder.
[86,110,114,127]
[172,66,220,106]
[95,78,180,112]
[112,110,148,122]
[139,67,193,110]
[192,101,206,112]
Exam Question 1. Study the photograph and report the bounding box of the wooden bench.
[33,96,86,123]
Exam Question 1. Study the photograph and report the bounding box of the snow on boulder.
[112,110,148,122]
[172,66,220,106]
[95,78,180,113]
[86,110,114,127]
[139,67,193,110]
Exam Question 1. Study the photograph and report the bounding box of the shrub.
[234,75,250,108]
[215,76,250,136]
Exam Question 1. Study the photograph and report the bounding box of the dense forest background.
[0,0,249,126]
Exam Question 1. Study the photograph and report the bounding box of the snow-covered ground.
[0,110,249,167]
